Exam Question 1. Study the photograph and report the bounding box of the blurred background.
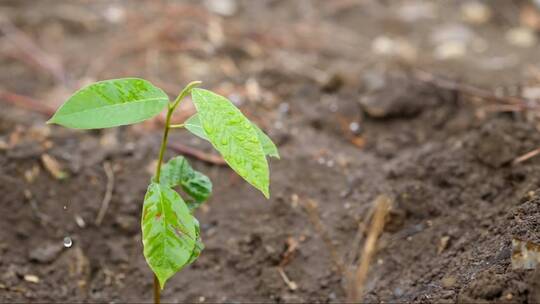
[3,0,540,303]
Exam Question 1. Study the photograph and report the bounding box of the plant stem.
[154,106,174,183]
[154,275,160,304]
[152,81,201,304]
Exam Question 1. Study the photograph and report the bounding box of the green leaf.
[190,89,270,198]
[184,114,207,140]
[141,183,197,289]
[253,124,280,159]
[185,113,279,159]
[186,218,204,265]
[159,156,212,203]
[48,78,168,129]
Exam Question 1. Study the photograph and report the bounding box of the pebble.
[438,236,451,254]
[23,274,40,284]
[434,41,466,60]
[523,86,540,100]
[441,275,456,288]
[461,1,491,24]
[506,27,537,47]
[103,5,126,24]
[371,36,417,61]
[74,215,86,228]
[204,0,237,16]
[29,242,63,263]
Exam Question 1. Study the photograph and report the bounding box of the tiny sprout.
[48,78,279,303]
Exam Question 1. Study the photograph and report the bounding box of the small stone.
[23,274,40,284]
[461,2,491,24]
[29,242,63,263]
[523,86,540,100]
[74,215,86,228]
[204,0,237,16]
[103,5,126,24]
[438,236,451,254]
[434,41,466,60]
[372,36,396,55]
[506,27,537,48]
[371,36,417,61]
[441,275,456,288]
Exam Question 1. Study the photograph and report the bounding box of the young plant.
[47,78,279,303]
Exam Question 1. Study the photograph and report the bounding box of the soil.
[2,1,540,303]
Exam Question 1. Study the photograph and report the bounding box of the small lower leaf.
[141,183,197,289]
[159,156,212,204]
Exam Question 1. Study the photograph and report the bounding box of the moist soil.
[3,71,540,303]
[2,1,540,303]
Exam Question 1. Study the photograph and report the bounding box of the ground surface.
[2,0,540,303]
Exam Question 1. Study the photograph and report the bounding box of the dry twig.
[0,90,55,116]
[277,267,298,291]
[412,69,534,109]
[168,143,226,166]
[95,162,115,226]
[348,195,391,302]
[301,198,346,275]
[513,147,540,165]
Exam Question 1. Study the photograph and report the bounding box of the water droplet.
[63,236,73,248]
[63,205,67,210]
[349,122,361,134]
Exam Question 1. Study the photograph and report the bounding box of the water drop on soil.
[63,237,73,248]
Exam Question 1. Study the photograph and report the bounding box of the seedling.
[47,78,279,303]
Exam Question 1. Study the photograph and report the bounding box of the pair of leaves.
[48,79,279,199]
[189,88,279,198]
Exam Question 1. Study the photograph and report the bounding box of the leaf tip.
[262,187,270,199]
[159,277,167,290]
[46,115,57,125]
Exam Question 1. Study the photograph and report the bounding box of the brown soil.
[2,1,540,303]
